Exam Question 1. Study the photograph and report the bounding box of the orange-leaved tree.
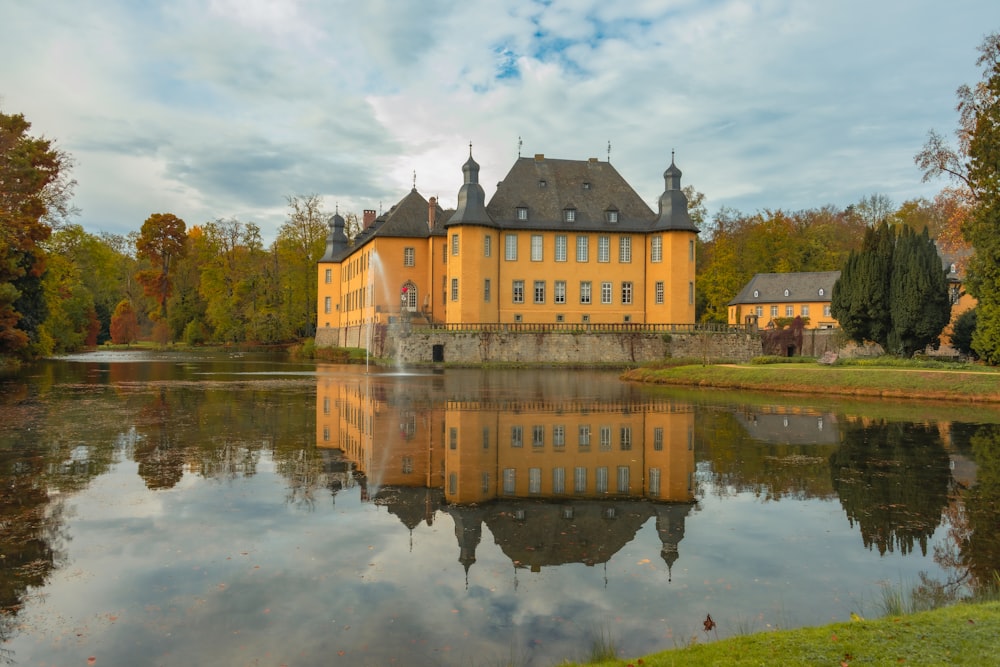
[135,213,187,327]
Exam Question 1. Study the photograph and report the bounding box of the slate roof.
[729,271,841,306]
[485,155,658,232]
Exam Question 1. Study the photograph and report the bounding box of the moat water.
[1,351,998,666]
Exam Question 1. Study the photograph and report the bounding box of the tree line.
[2,32,998,361]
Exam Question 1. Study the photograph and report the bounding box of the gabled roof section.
[729,271,841,306]
[372,188,437,238]
[485,155,656,232]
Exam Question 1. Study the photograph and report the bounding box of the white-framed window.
[578,424,591,450]
[655,281,664,304]
[324,268,332,284]
[531,234,543,261]
[451,234,459,256]
[484,278,491,302]
[402,456,413,474]
[596,466,609,493]
[534,280,545,304]
[324,296,331,313]
[599,425,612,450]
[621,282,633,304]
[505,233,518,260]
[802,305,810,317]
[502,468,516,494]
[616,465,630,493]
[649,467,661,497]
[580,281,592,304]
[532,425,544,448]
[598,236,610,263]
[651,236,662,263]
[689,239,695,261]
[601,281,612,304]
[619,236,632,263]
[606,210,619,223]
[404,247,415,267]
[576,235,589,262]
[785,305,794,317]
[552,467,566,494]
[451,278,459,301]
[653,427,663,451]
[553,425,565,448]
[516,206,528,220]
[824,305,832,317]
[620,426,632,450]
[512,280,524,304]
[529,468,542,494]
[818,287,825,296]
[511,425,523,447]
[555,235,567,261]
[771,305,779,317]
[554,280,566,304]
[481,471,490,494]
[564,208,576,222]
[574,467,587,494]
[484,235,492,257]
[756,306,763,317]
[450,427,458,450]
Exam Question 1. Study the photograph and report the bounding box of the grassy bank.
[621,359,1000,403]
[557,601,1000,667]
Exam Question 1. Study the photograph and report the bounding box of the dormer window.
[753,289,759,298]
[818,288,825,297]
[538,179,547,188]
[563,208,576,223]
[606,210,619,223]
[582,182,591,190]
[516,206,528,221]
[783,289,790,297]
[950,263,957,274]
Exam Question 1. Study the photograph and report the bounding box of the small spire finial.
[469,141,473,157]
[518,135,522,158]
[672,148,675,163]
[607,140,612,163]
[412,170,417,190]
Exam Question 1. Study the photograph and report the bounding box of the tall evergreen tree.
[831,221,894,349]
[887,226,951,356]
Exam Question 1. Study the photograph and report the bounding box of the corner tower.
[648,154,699,324]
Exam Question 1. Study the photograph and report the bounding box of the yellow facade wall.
[729,299,836,329]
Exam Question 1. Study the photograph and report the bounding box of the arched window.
[402,281,418,312]
[818,288,825,297]
[753,289,759,298]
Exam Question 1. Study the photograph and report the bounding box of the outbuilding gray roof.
[729,271,841,306]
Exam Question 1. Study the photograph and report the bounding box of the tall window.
[824,305,831,317]
[531,234,543,261]
[484,235,492,257]
[529,468,542,494]
[580,281,592,304]
[553,425,565,448]
[563,208,576,222]
[511,426,523,447]
[512,280,525,304]
[484,278,491,302]
[503,468,516,494]
[770,305,778,317]
[324,268,332,284]
[598,236,610,263]
[601,281,612,304]
[653,427,663,451]
[324,296,331,313]
[785,305,794,317]
[578,424,591,450]
[534,280,545,304]
[574,467,587,494]
[451,278,458,301]
[689,281,695,305]
[449,427,458,449]
[621,282,633,304]
[576,235,589,262]
[552,467,566,494]
[596,467,609,493]
[554,281,566,304]
[599,425,612,450]
[649,468,661,497]
[620,426,632,450]
[619,236,632,263]
[516,206,528,220]
[404,247,415,267]
[616,466,630,493]
[689,238,695,261]
[801,305,810,317]
[532,425,544,448]
[451,234,459,256]
[505,234,518,260]
[655,281,664,304]
[555,235,567,261]
[651,236,662,262]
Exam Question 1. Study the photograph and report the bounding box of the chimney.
[363,209,376,229]
[428,197,437,230]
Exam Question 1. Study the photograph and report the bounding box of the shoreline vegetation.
[557,601,1000,667]
[621,356,1000,403]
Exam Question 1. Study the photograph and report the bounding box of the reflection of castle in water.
[316,369,696,578]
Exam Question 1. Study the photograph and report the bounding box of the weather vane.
[412,170,417,190]
[518,135,522,158]
[607,140,612,163]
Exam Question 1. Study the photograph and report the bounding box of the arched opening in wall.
[432,344,445,363]
[402,282,418,312]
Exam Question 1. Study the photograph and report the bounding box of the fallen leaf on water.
[87,658,96,665]
[637,559,650,565]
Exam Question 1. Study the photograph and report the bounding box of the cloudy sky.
[3,0,997,242]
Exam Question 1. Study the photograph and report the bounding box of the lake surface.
[1,351,998,666]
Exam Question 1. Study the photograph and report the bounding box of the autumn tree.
[110,299,138,345]
[0,111,75,357]
[135,212,187,327]
[274,194,328,337]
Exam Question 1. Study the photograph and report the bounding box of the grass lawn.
[621,359,1000,403]
[557,601,1000,667]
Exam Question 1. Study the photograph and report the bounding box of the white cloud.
[1,0,996,242]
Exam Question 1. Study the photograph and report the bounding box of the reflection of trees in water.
[696,410,838,500]
[134,388,185,489]
[941,424,1000,591]
[831,420,951,556]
